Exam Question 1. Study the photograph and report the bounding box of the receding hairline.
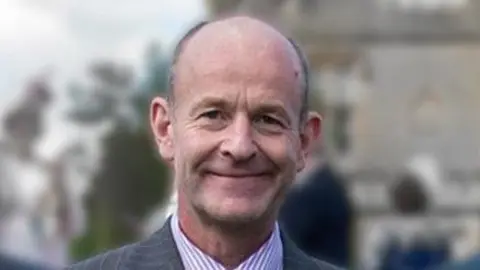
[166,17,310,120]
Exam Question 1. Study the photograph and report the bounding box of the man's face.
[151,24,320,225]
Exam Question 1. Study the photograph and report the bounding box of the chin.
[196,198,270,225]
[211,212,261,225]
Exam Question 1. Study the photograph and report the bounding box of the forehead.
[173,20,303,113]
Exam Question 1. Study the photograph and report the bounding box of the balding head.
[168,16,309,119]
[150,16,322,243]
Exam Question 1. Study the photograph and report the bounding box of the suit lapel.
[282,231,324,270]
[124,216,185,270]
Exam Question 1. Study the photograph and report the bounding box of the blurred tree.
[68,55,170,260]
[66,61,133,124]
[143,43,169,96]
[206,0,243,14]
[3,73,53,159]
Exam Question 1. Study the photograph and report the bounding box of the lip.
[207,171,271,178]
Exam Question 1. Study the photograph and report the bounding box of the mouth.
[206,171,271,179]
[203,170,275,196]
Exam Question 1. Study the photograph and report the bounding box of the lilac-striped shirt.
[170,214,283,270]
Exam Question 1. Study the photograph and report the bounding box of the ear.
[150,97,175,166]
[296,111,322,172]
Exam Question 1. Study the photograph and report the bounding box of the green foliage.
[71,125,170,260]
[206,0,243,14]
[69,46,171,261]
[93,125,170,220]
[143,42,169,96]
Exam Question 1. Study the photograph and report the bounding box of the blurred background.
[1,0,480,269]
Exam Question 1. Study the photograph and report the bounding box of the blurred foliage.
[69,44,171,260]
[206,0,242,14]
[331,105,350,154]
[66,61,134,124]
[70,125,170,259]
[142,42,169,97]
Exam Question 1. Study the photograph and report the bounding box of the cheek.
[173,128,214,171]
[258,135,299,167]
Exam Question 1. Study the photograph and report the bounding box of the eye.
[197,110,228,131]
[200,110,222,119]
[255,115,284,127]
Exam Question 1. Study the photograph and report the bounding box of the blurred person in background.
[68,16,344,270]
[374,156,451,270]
[437,253,480,270]
[279,143,353,268]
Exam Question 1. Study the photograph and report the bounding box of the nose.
[219,115,257,162]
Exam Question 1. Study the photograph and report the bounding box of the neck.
[177,199,276,269]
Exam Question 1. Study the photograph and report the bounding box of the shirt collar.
[170,214,283,270]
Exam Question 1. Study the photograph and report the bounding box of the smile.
[206,171,271,179]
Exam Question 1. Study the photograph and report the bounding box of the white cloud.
[0,0,207,90]
[63,0,207,69]
[0,2,62,45]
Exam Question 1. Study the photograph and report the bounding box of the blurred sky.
[0,0,206,159]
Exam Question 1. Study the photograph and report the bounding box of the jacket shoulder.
[66,243,136,270]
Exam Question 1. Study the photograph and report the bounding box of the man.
[68,16,341,270]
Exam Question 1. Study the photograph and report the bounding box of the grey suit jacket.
[0,254,52,270]
[67,218,343,270]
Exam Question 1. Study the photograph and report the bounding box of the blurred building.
[206,0,480,267]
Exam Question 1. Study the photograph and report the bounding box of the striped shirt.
[170,214,283,270]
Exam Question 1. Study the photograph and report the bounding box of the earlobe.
[150,97,175,163]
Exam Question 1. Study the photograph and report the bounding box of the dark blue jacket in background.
[436,254,480,270]
[279,165,353,268]
[379,237,450,270]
